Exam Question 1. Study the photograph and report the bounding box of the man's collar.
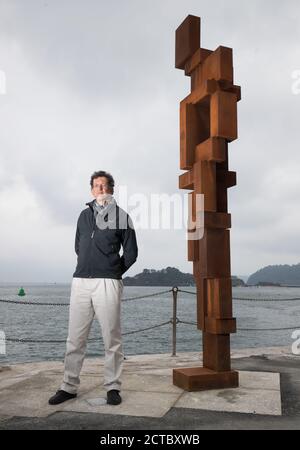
[86,200,95,209]
[86,198,117,209]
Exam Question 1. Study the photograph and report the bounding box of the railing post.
[171,287,178,357]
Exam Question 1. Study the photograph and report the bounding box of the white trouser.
[61,277,124,394]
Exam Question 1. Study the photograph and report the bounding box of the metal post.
[171,287,178,357]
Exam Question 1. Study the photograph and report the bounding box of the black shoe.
[48,390,77,405]
[107,389,122,405]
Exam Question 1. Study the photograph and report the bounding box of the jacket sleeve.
[74,215,81,256]
[119,214,138,275]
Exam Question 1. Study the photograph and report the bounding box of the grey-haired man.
[49,171,138,406]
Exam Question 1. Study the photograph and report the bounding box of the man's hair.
[90,171,115,193]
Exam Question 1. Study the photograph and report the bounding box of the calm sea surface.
[0,284,299,365]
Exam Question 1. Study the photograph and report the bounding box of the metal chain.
[177,289,196,296]
[122,320,172,335]
[178,319,197,326]
[4,338,86,343]
[0,289,172,307]
[2,319,299,343]
[233,297,300,302]
[177,320,300,331]
[122,289,172,302]
[2,289,300,305]
[0,299,68,306]
[237,326,300,331]
[2,320,173,343]
[177,289,300,302]
[1,287,299,344]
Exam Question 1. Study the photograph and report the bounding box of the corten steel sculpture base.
[173,15,241,392]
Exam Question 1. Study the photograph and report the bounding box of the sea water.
[0,283,299,365]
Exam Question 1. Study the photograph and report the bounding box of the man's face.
[91,176,113,199]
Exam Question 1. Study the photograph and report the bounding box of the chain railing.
[0,289,172,306]
[178,320,300,332]
[1,287,300,357]
[177,288,300,302]
[5,321,172,343]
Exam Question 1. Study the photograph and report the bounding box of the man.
[48,171,138,406]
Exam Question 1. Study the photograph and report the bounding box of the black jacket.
[73,201,138,279]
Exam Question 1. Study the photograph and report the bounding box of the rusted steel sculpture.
[173,15,241,391]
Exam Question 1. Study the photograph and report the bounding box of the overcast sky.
[0,0,300,282]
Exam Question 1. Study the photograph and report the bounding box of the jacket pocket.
[107,247,121,267]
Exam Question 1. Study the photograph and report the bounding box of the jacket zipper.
[88,218,96,276]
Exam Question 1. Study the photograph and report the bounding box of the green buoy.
[18,287,26,297]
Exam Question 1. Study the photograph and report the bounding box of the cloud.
[0,0,300,281]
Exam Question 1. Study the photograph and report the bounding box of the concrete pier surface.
[0,346,299,430]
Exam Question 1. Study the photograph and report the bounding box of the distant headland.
[123,267,245,287]
[123,263,300,287]
[247,263,300,287]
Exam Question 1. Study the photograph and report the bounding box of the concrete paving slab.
[85,397,107,407]
[121,373,183,394]
[1,373,102,395]
[239,371,281,391]
[0,388,68,418]
[0,348,293,425]
[133,368,173,376]
[174,371,282,416]
[1,350,300,429]
[61,388,182,418]
[0,375,35,390]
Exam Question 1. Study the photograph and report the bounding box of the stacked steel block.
[173,15,241,391]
